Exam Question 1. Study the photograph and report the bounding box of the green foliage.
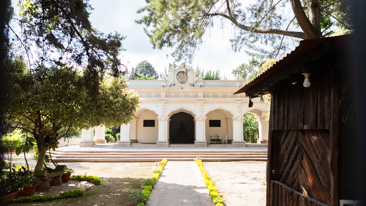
[141,178,157,188]
[243,113,259,143]
[2,129,22,150]
[133,60,158,80]
[105,134,115,143]
[11,189,85,202]
[137,0,352,60]
[71,174,102,185]
[152,168,162,174]
[128,190,149,205]
[203,70,221,80]
[64,168,74,174]
[5,63,141,171]
[116,133,120,142]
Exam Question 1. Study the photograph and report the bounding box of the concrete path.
[146,161,214,206]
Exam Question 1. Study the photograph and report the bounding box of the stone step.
[53,157,267,162]
[52,154,267,158]
[52,150,267,154]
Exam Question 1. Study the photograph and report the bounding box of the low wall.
[58,137,82,147]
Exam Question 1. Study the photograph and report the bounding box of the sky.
[87,0,251,79]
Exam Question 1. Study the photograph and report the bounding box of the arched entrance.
[169,112,195,144]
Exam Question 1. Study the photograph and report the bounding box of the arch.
[167,108,196,118]
[245,109,262,120]
[205,109,233,143]
[169,112,195,144]
[204,108,234,118]
[135,108,159,118]
[135,109,159,143]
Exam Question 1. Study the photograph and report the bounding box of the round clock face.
[176,71,187,83]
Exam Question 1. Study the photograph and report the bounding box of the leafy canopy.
[133,60,158,80]
[137,0,352,61]
[5,59,141,171]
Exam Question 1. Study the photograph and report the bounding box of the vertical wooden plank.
[270,181,274,206]
[284,87,289,130]
[309,73,318,129]
[317,72,325,129]
[291,83,300,129]
[270,92,276,131]
[266,130,275,206]
[324,71,331,130]
[278,89,284,130]
[329,66,340,206]
[303,82,311,129]
[288,85,294,129]
[298,82,305,129]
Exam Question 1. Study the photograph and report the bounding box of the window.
[209,120,221,127]
[143,120,155,127]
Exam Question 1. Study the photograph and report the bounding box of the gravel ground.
[204,161,267,206]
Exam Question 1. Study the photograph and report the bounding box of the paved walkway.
[146,161,214,206]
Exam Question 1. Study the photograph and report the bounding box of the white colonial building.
[80,67,270,147]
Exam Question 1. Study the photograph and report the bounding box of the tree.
[137,0,352,61]
[204,70,221,80]
[134,60,158,79]
[5,60,141,172]
[5,0,139,172]
[243,113,259,143]
[232,58,261,80]
[10,0,126,92]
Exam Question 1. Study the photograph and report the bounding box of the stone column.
[227,118,233,143]
[118,123,131,147]
[157,117,169,147]
[232,116,245,147]
[80,128,94,147]
[232,100,245,147]
[258,118,269,143]
[130,119,137,143]
[195,117,207,147]
[94,125,106,144]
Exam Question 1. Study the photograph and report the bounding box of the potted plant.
[21,176,40,196]
[62,168,74,183]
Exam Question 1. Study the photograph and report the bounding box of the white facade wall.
[81,67,270,147]
[136,110,159,143]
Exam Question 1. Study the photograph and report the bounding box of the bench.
[34,165,66,191]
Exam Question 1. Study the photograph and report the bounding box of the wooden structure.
[235,35,357,206]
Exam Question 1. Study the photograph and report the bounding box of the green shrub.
[152,168,162,174]
[143,186,152,191]
[116,133,120,141]
[142,178,157,188]
[71,174,101,185]
[142,189,150,196]
[12,189,85,202]
[128,190,148,205]
[105,128,112,135]
[105,134,115,143]
[136,203,144,206]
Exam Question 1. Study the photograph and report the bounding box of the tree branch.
[289,0,320,38]
[275,17,296,58]
[321,10,351,30]
[6,23,32,70]
[207,13,306,39]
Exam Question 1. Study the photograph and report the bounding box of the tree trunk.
[34,142,48,172]
[308,0,321,36]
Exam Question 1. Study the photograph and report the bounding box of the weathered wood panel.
[270,71,332,131]
[270,181,328,206]
[269,130,331,205]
